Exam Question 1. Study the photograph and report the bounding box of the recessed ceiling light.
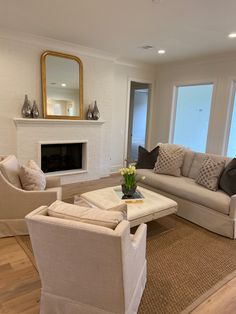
[61,83,67,87]
[228,33,236,38]
[158,49,166,54]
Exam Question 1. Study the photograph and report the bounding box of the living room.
[1,0,236,313]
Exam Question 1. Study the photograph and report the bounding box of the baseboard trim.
[110,164,122,174]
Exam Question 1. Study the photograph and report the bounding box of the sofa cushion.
[219,158,236,196]
[136,146,159,169]
[154,144,185,177]
[137,169,230,215]
[19,160,46,191]
[0,155,22,188]
[196,158,225,191]
[48,200,127,229]
[181,150,195,177]
[188,152,231,179]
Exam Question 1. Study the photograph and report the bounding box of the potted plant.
[120,165,138,197]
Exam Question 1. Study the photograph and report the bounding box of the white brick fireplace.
[14,118,106,185]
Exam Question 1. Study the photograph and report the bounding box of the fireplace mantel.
[14,118,105,126]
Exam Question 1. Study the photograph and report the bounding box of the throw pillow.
[136,146,159,169]
[26,160,42,171]
[154,144,185,177]
[196,157,225,191]
[48,200,127,229]
[19,160,46,191]
[219,158,236,196]
[188,152,229,179]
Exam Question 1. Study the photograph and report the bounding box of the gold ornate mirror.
[41,51,83,119]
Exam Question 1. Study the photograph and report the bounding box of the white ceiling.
[1,0,236,64]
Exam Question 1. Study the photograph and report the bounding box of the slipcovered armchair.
[0,155,61,237]
[26,206,147,314]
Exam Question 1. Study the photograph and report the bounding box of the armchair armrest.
[0,172,61,219]
[229,194,236,219]
[46,176,61,188]
[131,223,147,249]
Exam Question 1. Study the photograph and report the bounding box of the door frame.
[123,77,154,165]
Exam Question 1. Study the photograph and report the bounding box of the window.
[227,83,236,157]
[172,84,214,152]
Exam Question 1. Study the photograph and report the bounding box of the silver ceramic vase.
[92,100,100,120]
[31,100,39,118]
[86,104,93,120]
[21,94,32,118]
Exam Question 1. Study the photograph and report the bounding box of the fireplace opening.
[41,143,83,173]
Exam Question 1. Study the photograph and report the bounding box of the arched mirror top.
[41,51,83,120]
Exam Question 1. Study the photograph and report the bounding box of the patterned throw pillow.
[154,144,185,177]
[196,157,225,191]
[19,160,46,191]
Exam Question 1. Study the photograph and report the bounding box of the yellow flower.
[120,165,136,176]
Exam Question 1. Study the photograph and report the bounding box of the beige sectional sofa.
[136,150,236,238]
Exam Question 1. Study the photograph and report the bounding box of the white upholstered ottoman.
[79,186,177,227]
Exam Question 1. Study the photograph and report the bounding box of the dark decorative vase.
[21,94,32,118]
[31,100,39,118]
[122,184,137,198]
[86,104,93,120]
[92,100,100,120]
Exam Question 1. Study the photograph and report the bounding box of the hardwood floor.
[1,174,236,314]
[192,277,236,313]
[0,237,40,314]
[62,173,121,202]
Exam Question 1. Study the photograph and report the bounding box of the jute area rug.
[16,215,236,314]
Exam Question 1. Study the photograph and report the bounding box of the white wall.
[111,64,156,172]
[153,54,236,155]
[0,32,156,175]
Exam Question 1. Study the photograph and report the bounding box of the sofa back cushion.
[188,152,231,179]
[0,155,22,188]
[48,200,127,230]
[181,149,195,177]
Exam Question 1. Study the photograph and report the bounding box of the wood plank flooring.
[0,237,40,314]
[0,174,236,314]
[192,276,236,313]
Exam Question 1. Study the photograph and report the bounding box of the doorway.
[127,81,151,162]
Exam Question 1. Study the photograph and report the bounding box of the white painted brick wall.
[15,119,106,184]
